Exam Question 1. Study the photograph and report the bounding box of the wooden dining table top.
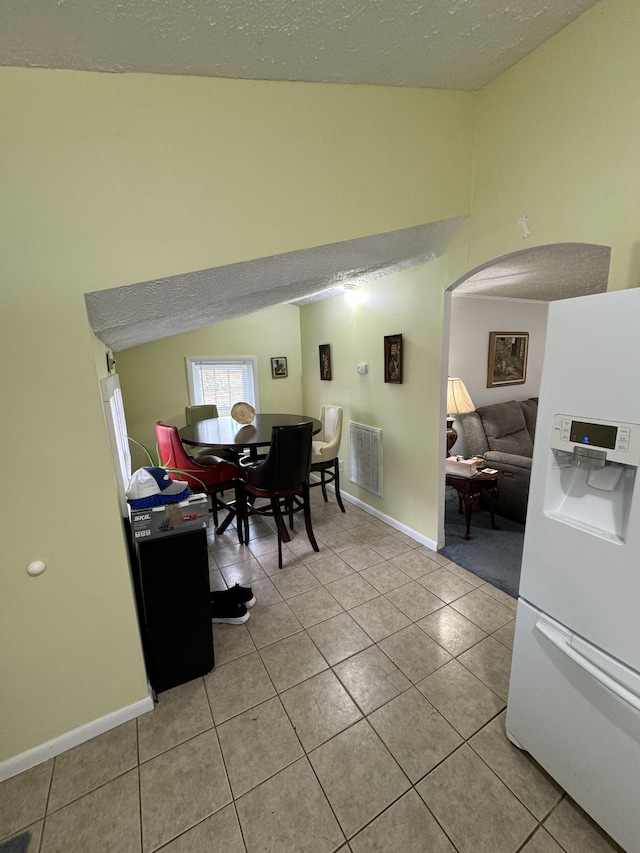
[179,412,322,449]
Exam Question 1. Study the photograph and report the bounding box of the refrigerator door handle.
[535,617,640,713]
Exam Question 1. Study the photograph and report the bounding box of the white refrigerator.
[506,288,640,853]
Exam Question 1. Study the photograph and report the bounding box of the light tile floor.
[0,493,625,853]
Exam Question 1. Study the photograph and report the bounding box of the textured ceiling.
[1,0,599,91]
[7,0,606,348]
[453,243,610,301]
[86,218,465,350]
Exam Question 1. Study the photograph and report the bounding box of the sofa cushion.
[519,398,538,444]
[477,401,534,457]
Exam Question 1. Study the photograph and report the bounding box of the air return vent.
[348,422,382,496]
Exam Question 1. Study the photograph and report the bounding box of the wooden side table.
[446,469,502,541]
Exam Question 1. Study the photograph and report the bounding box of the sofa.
[455,398,538,524]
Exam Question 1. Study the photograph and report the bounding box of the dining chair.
[155,421,239,534]
[235,422,319,568]
[309,405,345,512]
[184,403,238,462]
[185,404,219,425]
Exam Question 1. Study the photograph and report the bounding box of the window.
[185,357,259,416]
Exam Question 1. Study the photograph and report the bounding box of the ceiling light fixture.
[343,283,362,305]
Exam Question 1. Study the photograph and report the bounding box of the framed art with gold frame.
[487,332,528,387]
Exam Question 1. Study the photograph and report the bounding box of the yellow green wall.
[299,261,450,538]
[3,0,640,772]
[117,304,304,469]
[0,67,473,766]
[461,0,640,290]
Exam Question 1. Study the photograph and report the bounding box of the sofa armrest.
[484,451,532,472]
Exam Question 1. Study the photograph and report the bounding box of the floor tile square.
[306,612,373,665]
[369,535,414,560]
[157,803,245,852]
[280,670,362,751]
[349,789,456,853]
[305,553,354,584]
[349,596,411,641]
[216,697,303,797]
[359,561,412,593]
[417,744,536,853]
[0,761,53,841]
[247,576,283,610]
[385,581,445,621]
[204,650,275,724]
[334,646,410,714]
[259,631,328,692]
[417,566,477,602]
[378,623,451,682]
[138,679,212,762]
[470,712,562,820]
[49,722,141,813]
[139,730,231,852]
[458,636,512,699]
[492,618,516,649]
[245,600,303,648]
[368,687,462,782]
[543,797,624,852]
[338,543,386,571]
[389,549,441,579]
[269,564,321,598]
[417,605,487,656]
[211,622,256,665]
[325,574,379,609]
[219,559,268,587]
[41,770,141,853]
[309,720,410,839]
[450,587,515,633]
[236,758,344,853]
[285,585,344,627]
[417,659,504,738]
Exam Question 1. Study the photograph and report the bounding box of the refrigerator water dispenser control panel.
[551,415,640,466]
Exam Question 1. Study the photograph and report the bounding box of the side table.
[446,469,502,541]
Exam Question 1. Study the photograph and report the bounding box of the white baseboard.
[0,692,154,782]
[312,476,439,553]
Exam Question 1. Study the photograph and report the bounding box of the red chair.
[155,421,238,534]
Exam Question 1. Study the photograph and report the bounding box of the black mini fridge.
[133,527,214,694]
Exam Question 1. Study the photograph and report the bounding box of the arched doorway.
[439,242,611,592]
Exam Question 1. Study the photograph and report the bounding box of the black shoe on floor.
[211,598,250,624]
[211,583,256,608]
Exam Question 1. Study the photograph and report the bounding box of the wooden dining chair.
[155,421,239,535]
[310,405,345,512]
[235,422,319,567]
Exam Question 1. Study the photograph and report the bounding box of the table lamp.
[446,377,475,456]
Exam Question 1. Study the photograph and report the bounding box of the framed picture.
[384,334,403,384]
[271,356,288,378]
[319,344,332,380]
[487,332,529,387]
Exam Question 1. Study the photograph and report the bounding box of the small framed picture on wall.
[271,357,288,378]
[384,334,403,384]
[319,344,332,380]
[487,332,528,387]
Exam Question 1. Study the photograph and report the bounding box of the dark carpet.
[440,490,524,599]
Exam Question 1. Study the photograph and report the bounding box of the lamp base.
[446,417,457,457]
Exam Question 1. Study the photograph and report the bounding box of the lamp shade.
[447,377,475,415]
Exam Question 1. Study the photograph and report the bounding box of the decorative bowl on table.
[231,402,256,424]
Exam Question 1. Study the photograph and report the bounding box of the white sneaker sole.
[211,611,250,624]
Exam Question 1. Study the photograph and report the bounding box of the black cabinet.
[134,528,214,694]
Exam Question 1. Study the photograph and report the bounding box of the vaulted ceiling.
[3,1,606,348]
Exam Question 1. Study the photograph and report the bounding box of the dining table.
[179,412,322,459]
